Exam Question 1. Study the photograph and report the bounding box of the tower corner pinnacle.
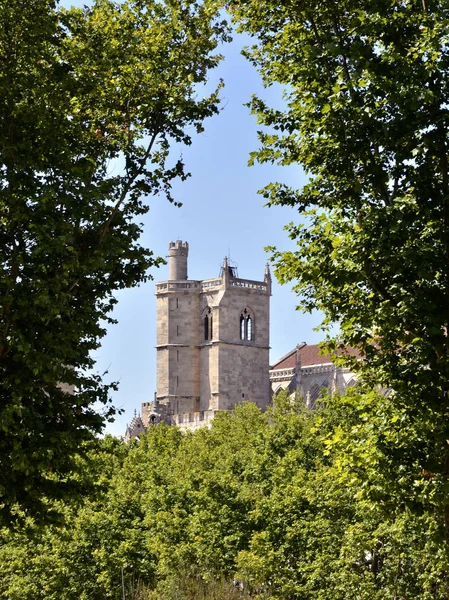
[264,263,272,294]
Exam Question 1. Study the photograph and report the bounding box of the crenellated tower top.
[168,240,188,280]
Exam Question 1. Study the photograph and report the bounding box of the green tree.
[0,0,229,520]
[230,0,449,404]
[230,0,449,526]
[233,391,449,599]
[3,395,449,599]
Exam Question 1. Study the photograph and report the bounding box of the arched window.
[346,377,357,388]
[309,383,320,405]
[239,308,254,342]
[273,384,284,396]
[246,316,252,341]
[203,307,213,341]
[308,380,328,409]
[240,314,245,339]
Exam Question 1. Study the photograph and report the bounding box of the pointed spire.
[264,263,271,280]
[264,263,272,294]
[222,255,230,287]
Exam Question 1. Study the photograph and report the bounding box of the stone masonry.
[269,343,359,407]
[140,240,272,432]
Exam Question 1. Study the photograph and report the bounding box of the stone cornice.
[269,363,352,381]
[155,344,190,349]
[269,367,295,381]
[155,276,269,295]
[199,340,269,350]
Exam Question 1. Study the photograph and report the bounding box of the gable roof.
[270,343,360,370]
[270,348,298,370]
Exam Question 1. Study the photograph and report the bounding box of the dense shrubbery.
[2,390,449,599]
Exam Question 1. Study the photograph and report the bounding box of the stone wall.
[152,243,271,431]
[156,283,201,403]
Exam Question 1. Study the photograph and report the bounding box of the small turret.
[168,240,188,280]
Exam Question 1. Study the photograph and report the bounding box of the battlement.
[169,240,189,251]
[156,274,269,294]
[156,281,201,293]
[230,278,268,292]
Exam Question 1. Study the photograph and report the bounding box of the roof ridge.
[270,342,308,369]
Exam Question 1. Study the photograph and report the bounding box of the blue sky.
[62,1,326,436]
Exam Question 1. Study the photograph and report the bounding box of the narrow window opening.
[177,350,179,362]
[204,307,213,340]
[177,325,179,336]
[240,308,254,342]
[176,297,179,309]
[246,316,252,341]
[204,315,209,340]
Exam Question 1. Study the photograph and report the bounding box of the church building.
[127,240,272,435]
[269,342,358,408]
[124,241,358,440]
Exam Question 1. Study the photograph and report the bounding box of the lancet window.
[239,308,254,342]
[203,307,213,341]
[308,380,329,409]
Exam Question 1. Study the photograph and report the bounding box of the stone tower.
[168,239,188,280]
[141,240,271,430]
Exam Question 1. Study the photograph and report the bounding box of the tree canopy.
[229,0,449,535]
[0,0,229,520]
[2,395,449,599]
[230,0,449,408]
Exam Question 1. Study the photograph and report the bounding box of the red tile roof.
[271,343,360,370]
[270,348,297,370]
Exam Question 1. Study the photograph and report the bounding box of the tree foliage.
[229,0,449,539]
[2,395,449,599]
[0,0,229,520]
[230,0,449,407]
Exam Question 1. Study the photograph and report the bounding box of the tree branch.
[98,129,160,240]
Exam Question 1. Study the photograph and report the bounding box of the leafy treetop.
[0,0,229,521]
